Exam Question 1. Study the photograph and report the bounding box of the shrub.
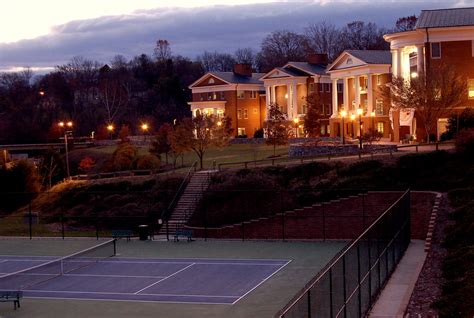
[455,128,474,156]
[78,157,95,173]
[112,142,138,171]
[338,160,383,177]
[135,154,160,170]
[253,128,264,138]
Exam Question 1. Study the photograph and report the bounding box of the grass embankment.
[0,175,183,237]
[190,150,474,316]
[69,143,289,174]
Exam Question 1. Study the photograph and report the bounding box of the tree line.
[0,17,416,144]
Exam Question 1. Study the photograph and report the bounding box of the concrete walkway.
[369,240,426,318]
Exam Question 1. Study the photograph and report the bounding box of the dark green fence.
[276,189,411,318]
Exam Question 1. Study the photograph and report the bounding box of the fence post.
[368,231,372,308]
[342,255,347,318]
[307,289,312,318]
[436,142,439,151]
[166,218,169,241]
[322,203,326,241]
[357,243,362,318]
[28,204,32,240]
[61,212,65,239]
[95,215,99,240]
[281,193,285,241]
[329,268,334,318]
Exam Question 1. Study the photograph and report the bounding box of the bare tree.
[395,15,418,32]
[154,39,172,62]
[98,66,129,126]
[235,48,256,65]
[340,21,388,51]
[260,30,309,70]
[305,22,342,62]
[382,63,468,142]
[197,51,236,72]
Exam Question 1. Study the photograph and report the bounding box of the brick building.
[188,64,266,137]
[260,54,342,136]
[384,7,474,141]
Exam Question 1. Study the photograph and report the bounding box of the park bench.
[174,229,193,242]
[0,291,22,310]
[112,230,133,241]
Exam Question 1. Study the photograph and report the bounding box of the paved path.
[369,240,426,318]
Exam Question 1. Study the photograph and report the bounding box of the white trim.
[189,73,231,88]
[191,83,262,94]
[329,64,391,80]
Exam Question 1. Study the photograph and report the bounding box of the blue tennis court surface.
[0,256,290,304]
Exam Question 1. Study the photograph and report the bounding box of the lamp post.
[107,124,114,140]
[141,123,149,141]
[340,110,347,144]
[357,108,363,150]
[293,117,299,138]
[58,121,73,179]
[371,111,375,131]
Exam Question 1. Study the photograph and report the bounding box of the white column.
[367,74,373,115]
[343,77,349,111]
[397,48,403,78]
[332,79,338,118]
[291,83,298,119]
[354,76,360,110]
[391,49,398,77]
[416,45,424,75]
[271,85,276,104]
[265,86,271,107]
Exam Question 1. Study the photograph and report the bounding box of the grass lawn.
[71,144,289,171]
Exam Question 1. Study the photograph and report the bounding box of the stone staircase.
[158,170,214,235]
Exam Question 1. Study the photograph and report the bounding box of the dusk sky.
[0,0,472,73]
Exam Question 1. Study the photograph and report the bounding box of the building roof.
[275,67,308,77]
[209,72,265,85]
[345,50,392,65]
[286,62,327,75]
[416,7,474,28]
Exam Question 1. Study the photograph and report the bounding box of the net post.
[113,239,117,256]
[95,215,99,240]
[342,254,347,317]
[61,212,65,239]
[307,288,312,318]
[357,242,362,318]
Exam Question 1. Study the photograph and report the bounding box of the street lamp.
[107,124,114,140]
[371,111,376,134]
[340,110,347,144]
[350,114,356,138]
[58,121,73,179]
[141,123,149,141]
[217,121,222,127]
[357,108,363,150]
[293,117,299,138]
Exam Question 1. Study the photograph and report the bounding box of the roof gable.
[285,62,327,76]
[416,7,474,29]
[328,52,366,72]
[189,73,230,88]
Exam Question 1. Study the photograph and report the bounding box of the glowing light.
[350,114,356,121]
[356,108,363,116]
[58,122,64,127]
[217,121,222,127]
[293,117,299,124]
[285,94,288,99]
[411,72,418,78]
[66,121,73,128]
[340,110,347,118]
[371,111,376,117]
[141,123,149,131]
[107,124,114,131]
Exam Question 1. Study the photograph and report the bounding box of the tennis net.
[0,239,116,291]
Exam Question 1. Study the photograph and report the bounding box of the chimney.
[307,53,328,65]
[233,64,252,77]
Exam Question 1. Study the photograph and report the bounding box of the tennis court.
[0,239,346,317]
[0,240,289,305]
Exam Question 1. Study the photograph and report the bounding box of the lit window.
[375,99,384,115]
[320,126,326,135]
[212,92,217,100]
[468,79,474,99]
[237,90,245,99]
[237,109,242,119]
[243,109,248,119]
[302,105,308,114]
[377,75,382,86]
[319,83,324,92]
[237,128,246,136]
[207,93,212,100]
[431,42,441,59]
[377,122,384,134]
[249,91,257,99]
[200,93,204,101]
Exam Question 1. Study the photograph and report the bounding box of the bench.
[112,230,133,241]
[0,291,22,310]
[174,229,193,242]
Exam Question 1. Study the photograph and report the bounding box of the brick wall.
[187,191,435,241]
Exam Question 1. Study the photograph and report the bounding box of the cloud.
[0,0,466,72]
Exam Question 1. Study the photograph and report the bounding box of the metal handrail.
[160,161,197,222]
[276,188,410,317]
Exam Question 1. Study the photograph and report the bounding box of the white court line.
[0,260,8,264]
[27,296,235,306]
[74,260,286,266]
[63,274,167,279]
[231,259,293,305]
[133,263,195,295]
[25,289,237,298]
